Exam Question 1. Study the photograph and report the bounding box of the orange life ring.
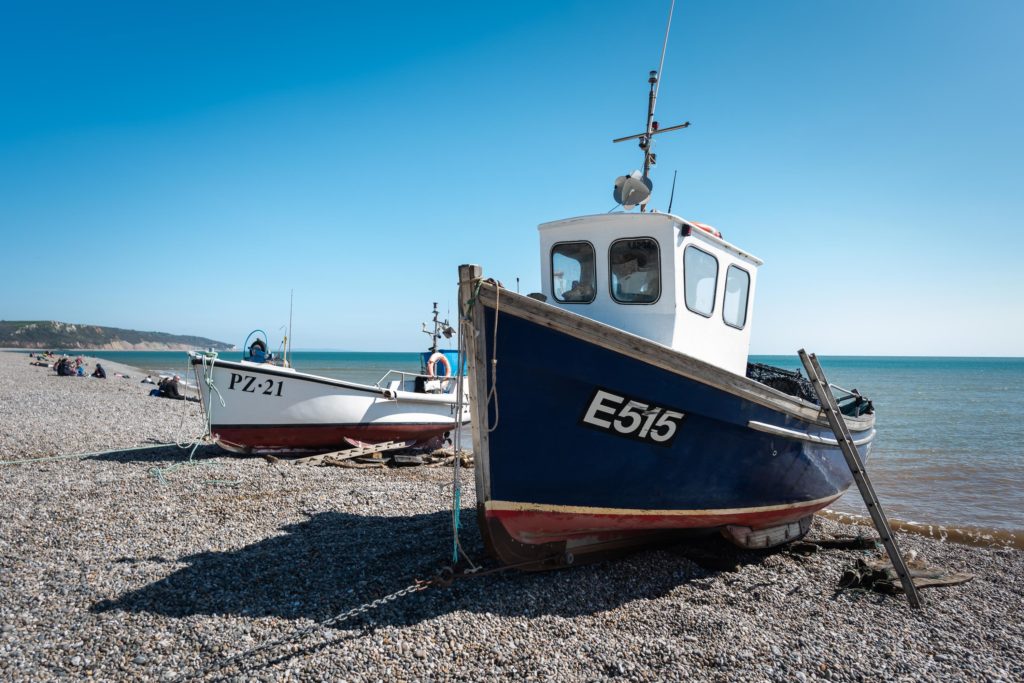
[691,221,723,238]
[426,352,452,378]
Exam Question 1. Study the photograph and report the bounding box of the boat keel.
[722,515,813,549]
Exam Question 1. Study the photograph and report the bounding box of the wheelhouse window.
[723,265,751,329]
[683,246,719,317]
[610,237,661,304]
[552,241,596,303]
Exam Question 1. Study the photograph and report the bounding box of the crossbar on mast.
[612,121,690,144]
[610,0,683,212]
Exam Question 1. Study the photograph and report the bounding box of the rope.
[460,279,484,322]
[172,353,207,449]
[450,313,478,569]
[4,353,235,485]
[458,276,501,432]
[0,442,176,466]
[486,285,500,433]
[150,351,239,487]
[447,275,505,565]
[460,276,502,432]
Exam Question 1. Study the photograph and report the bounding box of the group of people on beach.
[31,352,109,378]
[28,351,193,400]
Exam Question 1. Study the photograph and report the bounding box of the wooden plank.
[290,440,411,466]
[471,280,874,430]
[459,264,492,505]
[328,459,386,469]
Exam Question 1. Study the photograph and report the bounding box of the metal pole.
[288,289,294,367]
[641,71,658,181]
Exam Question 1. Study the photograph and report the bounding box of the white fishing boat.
[190,309,469,454]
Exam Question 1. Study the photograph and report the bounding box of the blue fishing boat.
[457,19,874,568]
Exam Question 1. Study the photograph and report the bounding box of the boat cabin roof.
[537,211,762,375]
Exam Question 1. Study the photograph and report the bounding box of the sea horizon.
[10,347,1023,359]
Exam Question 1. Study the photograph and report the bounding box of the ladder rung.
[798,349,921,608]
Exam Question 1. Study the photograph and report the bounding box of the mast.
[611,0,688,212]
[422,302,455,353]
[641,70,659,181]
[287,289,294,367]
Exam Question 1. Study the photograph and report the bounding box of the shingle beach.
[1,350,1021,682]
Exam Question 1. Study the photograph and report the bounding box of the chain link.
[184,577,434,681]
[320,579,432,628]
[182,557,546,681]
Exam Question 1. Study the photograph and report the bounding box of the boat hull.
[459,275,875,566]
[190,355,469,453]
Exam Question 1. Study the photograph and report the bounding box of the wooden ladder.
[290,440,412,467]
[798,349,922,608]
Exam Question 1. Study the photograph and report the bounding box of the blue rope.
[452,487,461,564]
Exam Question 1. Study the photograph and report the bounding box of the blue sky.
[1,1,1021,355]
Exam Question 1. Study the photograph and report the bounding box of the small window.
[723,265,751,329]
[552,241,596,303]
[610,237,661,304]
[683,246,719,317]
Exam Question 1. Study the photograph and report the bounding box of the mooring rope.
[150,351,239,487]
[460,277,501,433]
[0,442,177,467]
[450,315,478,569]
[486,284,500,433]
[171,353,206,449]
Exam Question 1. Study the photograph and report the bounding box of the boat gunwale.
[472,280,874,430]
[189,354,460,404]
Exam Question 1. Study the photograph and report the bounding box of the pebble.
[1,350,1022,682]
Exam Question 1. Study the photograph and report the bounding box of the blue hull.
[464,283,875,565]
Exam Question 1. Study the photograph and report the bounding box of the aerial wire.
[653,0,676,108]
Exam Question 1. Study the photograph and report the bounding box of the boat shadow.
[86,443,224,464]
[90,510,775,625]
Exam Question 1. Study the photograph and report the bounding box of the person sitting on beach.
[92,364,107,379]
[141,375,155,384]
[76,364,86,377]
[158,375,185,400]
[56,357,75,376]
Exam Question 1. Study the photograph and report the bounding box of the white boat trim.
[191,354,387,395]
[747,421,876,447]
[484,491,844,518]
[190,354,458,405]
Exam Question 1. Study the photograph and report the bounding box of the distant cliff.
[0,321,234,351]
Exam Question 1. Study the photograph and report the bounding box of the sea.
[76,350,1024,543]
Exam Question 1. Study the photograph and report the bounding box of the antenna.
[611,0,688,212]
[654,0,675,103]
[422,302,455,353]
[287,289,294,367]
[667,169,678,214]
